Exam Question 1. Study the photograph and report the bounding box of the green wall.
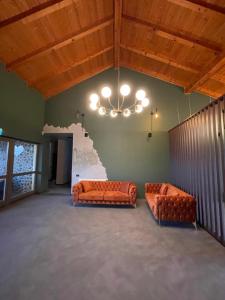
[45,68,209,196]
[0,64,45,142]
[0,63,47,192]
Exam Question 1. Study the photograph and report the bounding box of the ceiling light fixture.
[88,69,150,118]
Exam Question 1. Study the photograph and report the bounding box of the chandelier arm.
[127,99,138,110]
[107,97,115,109]
[120,96,125,109]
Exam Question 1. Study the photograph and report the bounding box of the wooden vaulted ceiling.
[1,0,225,99]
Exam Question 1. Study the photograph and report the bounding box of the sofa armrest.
[128,183,137,203]
[145,183,162,194]
[72,182,83,201]
[154,195,196,222]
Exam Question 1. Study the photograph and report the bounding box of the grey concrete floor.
[0,194,225,300]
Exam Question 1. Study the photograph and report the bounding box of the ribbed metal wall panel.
[169,97,225,246]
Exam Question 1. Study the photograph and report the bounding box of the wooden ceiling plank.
[45,64,113,98]
[0,0,74,29]
[114,0,122,68]
[212,73,225,84]
[168,0,225,17]
[121,61,186,88]
[31,45,113,87]
[121,44,199,73]
[196,87,221,99]
[185,54,225,93]
[122,61,219,99]
[6,17,113,70]
[123,14,221,53]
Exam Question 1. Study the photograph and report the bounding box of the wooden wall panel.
[169,97,225,245]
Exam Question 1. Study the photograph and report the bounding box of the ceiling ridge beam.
[6,17,113,71]
[168,0,225,17]
[31,45,113,87]
[0,0,75,29]
[45,64,113,98]
[121,44,199,73]
[123,14,222,53]
[114,0,122,69]
[185,53,225,93]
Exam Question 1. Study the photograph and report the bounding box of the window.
[0,137,38,205]
[0,140,9,177]
[13,141,37,174]
[12,141,37,198]
[0,179,6,201]
[0,140,9,202]
[12,174,35,197]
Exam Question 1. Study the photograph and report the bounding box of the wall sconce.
[76,110,89,137]
[147,108,159,139]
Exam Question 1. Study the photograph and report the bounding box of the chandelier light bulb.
[101,86,112,98]
[98,106,106,116]
[136,89,146,101]
[120,84,131,97]
[155,112,159,119]
[90,102,98,111]
[123,108,131,117]
[110,110,118,118]
[142,97,150,107]
[90,93,99,104]
[135,104,143,113]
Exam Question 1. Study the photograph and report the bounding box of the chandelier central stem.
[117,68,120,110]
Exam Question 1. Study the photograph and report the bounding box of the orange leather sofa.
[73,181,137,207]
[145,183,196,226]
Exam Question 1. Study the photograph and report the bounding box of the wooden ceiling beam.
[45,64,113,98]
[121,44,199,73]
[168,0,225,17]
[31,46,113,87]
[114,0,122,69]
[0,0,75,29]
[123,14,221,53]
[6,17,113,71]
[185,53,225,93]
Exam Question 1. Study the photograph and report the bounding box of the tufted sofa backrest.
[81,181,131,193]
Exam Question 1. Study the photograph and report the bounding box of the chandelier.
[88,71,150,118]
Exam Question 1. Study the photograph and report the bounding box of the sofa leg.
[193,221,198,230]
[133,203,137,208]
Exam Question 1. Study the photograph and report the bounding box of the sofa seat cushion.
[104,191,130,202]
[79,191,104,201]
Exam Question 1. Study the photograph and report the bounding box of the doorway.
[46,134,73,195]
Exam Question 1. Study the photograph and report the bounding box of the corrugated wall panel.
[169,97,225,246]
